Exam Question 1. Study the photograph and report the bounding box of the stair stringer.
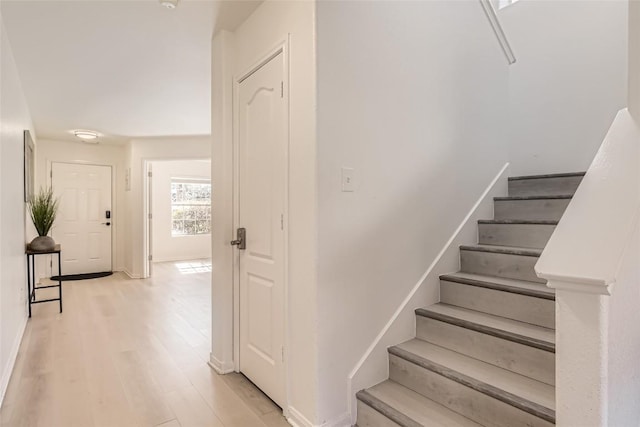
[347,163,510,425]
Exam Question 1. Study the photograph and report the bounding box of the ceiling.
[1,0,260,145]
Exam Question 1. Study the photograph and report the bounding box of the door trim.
[232,38,291,411]
[145,162,153,278]
[48,160,115,274]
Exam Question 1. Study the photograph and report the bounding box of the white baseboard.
[152,254,212,263]
[346,162,510,425]
[208,353,235,374]
[122,269,141,279]
[286,406,314,427]
[0,315,27,407]
[319,413,351,427]
[286,408,351,427]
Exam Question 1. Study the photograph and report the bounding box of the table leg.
[58,252,62,313]
[27,255,32,318]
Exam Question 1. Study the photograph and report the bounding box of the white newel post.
[553,289,610,426]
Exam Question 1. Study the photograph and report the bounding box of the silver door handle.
[230,228,246,250]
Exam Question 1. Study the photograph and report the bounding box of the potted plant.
[28,187,59,251]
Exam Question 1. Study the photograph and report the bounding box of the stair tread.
[459,244,543,257]
[360,380,483,427]
[417,303,555,346]
[394,339,556,412]
[440,272,555,299]
[508,171,586,181]
[495,194,573,201]
[478,219,559,225]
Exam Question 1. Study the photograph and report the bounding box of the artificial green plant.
[28,187,59,236]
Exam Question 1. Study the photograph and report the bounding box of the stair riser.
[460,249,544,283]
[508,176,582,197]
[389,355,554,427]
[440,280,555,329]
[494,199,570,221]
[416,316,555,385]
[356,401,402,427]
[478,223,556,249]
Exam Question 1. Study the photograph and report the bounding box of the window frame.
[170,178,212,237]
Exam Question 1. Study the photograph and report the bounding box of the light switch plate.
[342,167,355,192]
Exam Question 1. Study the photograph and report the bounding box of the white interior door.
[51,163,112,275]
[238,50,287,407]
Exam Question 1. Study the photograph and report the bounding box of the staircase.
[356,172,585,427]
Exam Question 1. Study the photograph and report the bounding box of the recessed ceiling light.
[74,130,98,141]
[160,0,178,9]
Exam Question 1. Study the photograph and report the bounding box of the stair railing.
[479,0,516,64]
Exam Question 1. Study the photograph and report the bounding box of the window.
[498,0,519,10]
[171,179,211,236]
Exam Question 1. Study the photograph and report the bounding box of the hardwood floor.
[0,260,289,427]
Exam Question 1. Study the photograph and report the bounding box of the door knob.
[230,228,246,250]
[102,222,111,226]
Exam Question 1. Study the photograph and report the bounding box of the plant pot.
[29,236,55,251]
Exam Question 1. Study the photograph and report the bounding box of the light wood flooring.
[0,260,289,427]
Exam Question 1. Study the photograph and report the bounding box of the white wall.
[315,1,509,423]
[211,1,319,425]
[151,160,211,263]
[0,12,34,403]
[210,30,235,375]
[34,139,127,273]
[630,0,640,120]
[501,0,628,176]
[125,137,211,278]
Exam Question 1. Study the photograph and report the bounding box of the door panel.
[51,163,112,275]
[238,51,286,408]
[247,273,275,360]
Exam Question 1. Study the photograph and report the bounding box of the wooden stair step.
[439,272,555,328]
[416,303,555,352]
[440,272,555,300]
[493,195,572,221]
[508,172,585,197]
[390,339,555,425]
[357,380,482,427]
[459,245,545,283]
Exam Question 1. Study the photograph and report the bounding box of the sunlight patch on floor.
[175,259,212,274]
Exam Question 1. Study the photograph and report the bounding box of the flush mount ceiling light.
[74,130,99,142]
[160,0,178,9]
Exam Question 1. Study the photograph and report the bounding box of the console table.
[25,244,62,317]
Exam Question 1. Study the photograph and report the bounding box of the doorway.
[51,162,112,275]
[145,159,212,277]
[235,47,288,408]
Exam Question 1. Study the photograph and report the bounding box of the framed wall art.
[24,130,35,202]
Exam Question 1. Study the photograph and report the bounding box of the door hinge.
[50,170,53,179]
[148,254,153,261]
[148,213,152,220]
[280,81,284,98]
[280,214,284,231]
[148,171,152,178]
[281,346,284,363]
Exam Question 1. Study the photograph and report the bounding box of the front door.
[51,162,112,275]
[237,50,287,407]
